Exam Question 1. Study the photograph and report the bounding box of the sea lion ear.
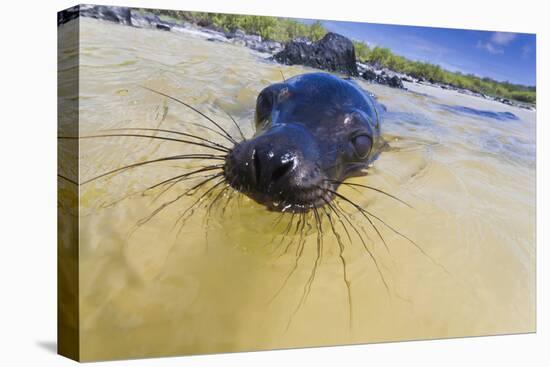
[255,88,274,128]
[255,84,289,126]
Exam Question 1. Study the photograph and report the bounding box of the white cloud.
[476,32,517,55]
[476,40,504,54]
[490,32,517,45]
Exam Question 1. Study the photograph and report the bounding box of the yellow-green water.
[58,18,536,361]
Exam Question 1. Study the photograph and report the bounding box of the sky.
[300,19,536,86]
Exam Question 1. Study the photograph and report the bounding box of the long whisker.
[104,128,233,151]
[79,154,225,185]
[221,189,235,215]
[362,208,448,273]
[326,201,353,244]
[186,121,239,146]
[326,179,413,208]
[324,187,390,253]
[323,196,390,293]
[136,173,224,228]
[144,164,224,192]
[203,184,231,251]
[207,185,230,217]
[140,86,238,145]
[102,171,220,209]
[150,171,222,203]
[327,187,447,273]
[174,179,227,236]
[59,133,230,153]
[220,108,246,142]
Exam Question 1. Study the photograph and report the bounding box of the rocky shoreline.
[58,5,535,111]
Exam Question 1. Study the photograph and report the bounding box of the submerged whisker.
[313,208,324,263]
[324,187,390,253]
[150,171,222,203]
[286,209,323,331]
[321,205,352,329]
[281,213,304,256]
[174,178,227,237]
[322,196,390,293]
[206,185,230,217]
[269,212,308,306]
[327,187,447,274]
[272,214,296,256]
[203,185,231,251]
[135,173,224,228]
[221,189,235,216]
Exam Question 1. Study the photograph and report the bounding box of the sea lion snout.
[249,142,298,189]
[225,124,326,211]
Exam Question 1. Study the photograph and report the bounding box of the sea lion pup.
[224,72,383,212]
[60,72,388,219]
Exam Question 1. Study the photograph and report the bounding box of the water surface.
[60,18,536,360]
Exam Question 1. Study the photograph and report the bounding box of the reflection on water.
[61,18,535,360]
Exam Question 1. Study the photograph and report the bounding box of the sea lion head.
[224,72,381,212]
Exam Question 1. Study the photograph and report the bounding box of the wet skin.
[224,72,383,212]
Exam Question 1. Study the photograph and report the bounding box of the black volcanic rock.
[129,11,162,28]
[361,67,404,89]
[274,32,358,76]
[79,5,132,26]
[362,68,377,82]
[387,75,404,88]
[58,5,132,26]
[155,23,171,31]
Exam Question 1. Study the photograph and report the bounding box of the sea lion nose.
[250,147,297,188]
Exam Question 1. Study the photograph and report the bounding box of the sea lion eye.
[352,135,372,159]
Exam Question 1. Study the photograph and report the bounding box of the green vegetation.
[139,8,535,104]
[353,41,536,104]
[140,9,328,42]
